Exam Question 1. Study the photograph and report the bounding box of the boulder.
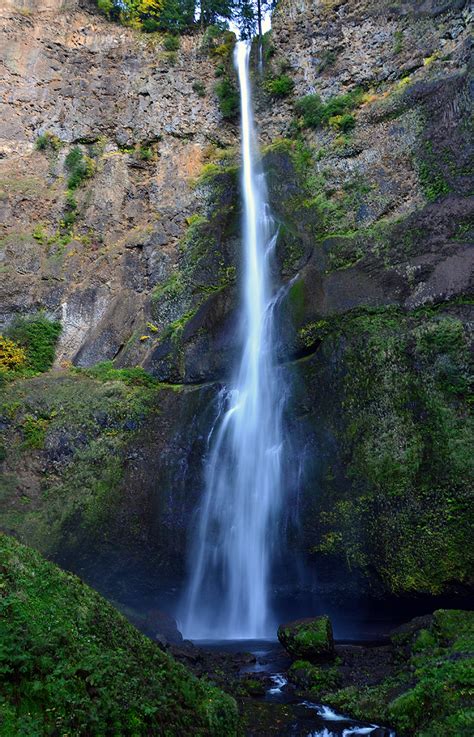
[278,616,335,662]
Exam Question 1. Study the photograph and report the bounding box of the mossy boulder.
[277,616,335,662]
[0,533,239,737]
[322,609,474,737]
[288,660,341,694]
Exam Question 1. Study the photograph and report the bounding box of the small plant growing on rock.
[65,147,95,190]
[215,78,239,119]
[138,146,153,161]
[192,80,206,97]
[35,132,62,151]
[264,74,295,98]
[163,33,179,51]
[329,113,356,133]
[0,337,27,373]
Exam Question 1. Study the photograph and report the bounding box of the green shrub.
[7,316,61,373]
[62,189,78,229]
[295,88,363,130]
[215,78,239,119]
[141,16,159,32]
[264,74,295,98]
[22,415,49,449]
[192,80,206,97]
[65,146,95,190]
[138,146,153,161]
[329,113,356,132]
[35,132,62,151]
[163,33,180,51]
[294,94,325,128]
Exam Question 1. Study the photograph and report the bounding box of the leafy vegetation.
[35,132,62,151]
[324,610,474,736]
[0,533,239,737]
[6,316,61,374]
[65,147,95,191]
[294,88,364,130]
[96,0,234,33]
[0,337,27,374]
[215,77,239,119]
[264,74,294,98]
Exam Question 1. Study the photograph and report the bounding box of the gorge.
[0,0,473,735]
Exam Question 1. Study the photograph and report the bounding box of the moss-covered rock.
[291,301,473,601]
[323,609,474,737]
[288,660,341,694]
[277,616,335,662]
[0,533,238,737]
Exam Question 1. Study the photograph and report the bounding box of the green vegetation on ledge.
[325,610,474,737]
[0,533,238,736]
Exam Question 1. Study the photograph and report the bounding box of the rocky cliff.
[1,0,473,620]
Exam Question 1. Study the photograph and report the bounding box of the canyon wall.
[1,0,472,615]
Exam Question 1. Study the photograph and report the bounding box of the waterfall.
[181,40,285,640]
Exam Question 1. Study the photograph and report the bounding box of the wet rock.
[278,616,335,662]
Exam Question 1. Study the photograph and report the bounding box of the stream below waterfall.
[199,640,396,737]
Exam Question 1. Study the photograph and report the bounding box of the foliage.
[163,32,180,50]
[264,74,294,98]
[6,316,61,374]
[21,415,49,449]
[192,80,206,97]
[35,132,62,151]
[65,147,95,190]
[76,361,160,386]
[215,77,239,119]
[0,337,27,373]
[328,113,355,132]
[0,533,239,737]
[324,610,474,736]
[95,0,234,32]
[295,88,364,130]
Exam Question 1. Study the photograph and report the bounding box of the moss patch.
[0,371,160,557]
[0,533,238,736]
[299,302,473,597]
[324,610,474,736]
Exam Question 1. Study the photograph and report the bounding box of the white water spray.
[181,40,285,639]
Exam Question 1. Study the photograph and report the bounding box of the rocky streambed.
[153,610,473,736]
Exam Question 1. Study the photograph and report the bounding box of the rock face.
[278,616,335,662]
[0,0,473,615]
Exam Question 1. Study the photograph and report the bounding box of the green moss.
[75,361,159,387]
[0,372,160,555]
[304,304,473,596]
[288,660,340,694]
[0,533,238,737]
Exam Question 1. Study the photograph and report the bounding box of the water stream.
[181,39,286,640]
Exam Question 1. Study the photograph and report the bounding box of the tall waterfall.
[181,40,285,640]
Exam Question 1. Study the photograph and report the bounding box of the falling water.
[181,40,285,639]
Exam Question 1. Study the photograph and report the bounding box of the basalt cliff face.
[0,0,472,618]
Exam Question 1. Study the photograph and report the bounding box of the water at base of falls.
[180,40,286,640]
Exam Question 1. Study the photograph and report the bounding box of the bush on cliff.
[0,533,239,737]
[6,315,61,374]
